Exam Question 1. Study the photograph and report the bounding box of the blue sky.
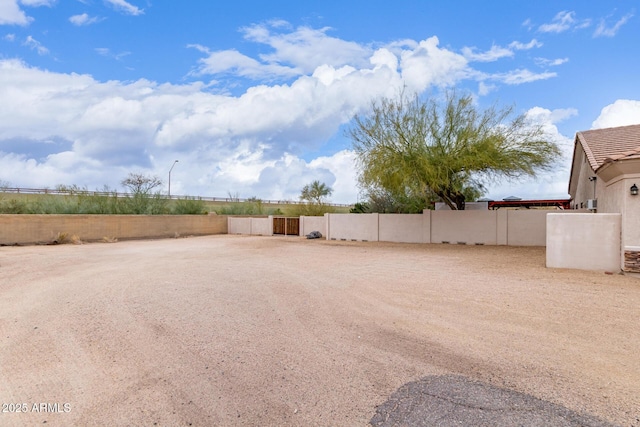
[1,1,639,203]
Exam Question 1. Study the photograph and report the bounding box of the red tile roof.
[576,123,640,171]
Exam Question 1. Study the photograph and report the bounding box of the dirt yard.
[0,235,638,426]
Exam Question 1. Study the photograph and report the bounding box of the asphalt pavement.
[371,375,620,427]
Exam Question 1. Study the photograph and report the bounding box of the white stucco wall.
[228,217,252,234]
[378,214,429,243]
[506,210,549,246]
[250,217,272,236]
[326,213,379,241]
[431,210,498,245]
[546,213,621,272]
[300,216,326,237]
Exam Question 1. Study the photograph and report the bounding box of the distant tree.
[349,91,560,210]
[296,180,334,216]
[120,173,166,214]
[121,173,163,195]
[300,180,333,205]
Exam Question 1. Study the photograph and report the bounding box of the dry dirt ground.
[0,235,638,426]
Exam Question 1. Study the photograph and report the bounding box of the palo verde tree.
[348,91,560,210]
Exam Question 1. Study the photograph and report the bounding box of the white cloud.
[4,33,16,41]
[69,13,100,26]
[308,150,358,203]
[190,23,370,80]
[0,0,31,25]
[538,11,576,33]
[242,23,370,74]
[526,106,578,124]
[538,11,591,34]
[0,0,56,26]
[0,58,374,201]
[0,22,571,203]
[19,0,56,6]
[462,44,513,62]
[594,12,634,38]
[462,39,541,63]
[190,47,300,80]
[509,39,543,50]
[488,69,557,85]
[399,36,469,91]
[95,47,130,60]
[535,57,569,67]
[592,100,640,129]
[104,0,143,16]
[23,35,48,55]
[522,18,534,31]
[478,81,496,96]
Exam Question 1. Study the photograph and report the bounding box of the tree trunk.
[437,191,465,210]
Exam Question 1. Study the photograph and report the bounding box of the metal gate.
[273,217,299,235]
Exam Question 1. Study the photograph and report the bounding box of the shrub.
[172,197,207,215]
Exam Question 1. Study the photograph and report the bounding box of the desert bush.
[288,202,335,216]
[214,201,284,215]
[50,232,82,245]
[172,197,207,215]
[0,198,29,214]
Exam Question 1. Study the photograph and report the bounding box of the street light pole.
[168,160,179,198]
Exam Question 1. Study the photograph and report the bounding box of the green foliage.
[363,187,430,213]
[213,197,282,215]
[349,202,370,213]
[289,202,335,217]
[0,178,344,215]
[0,181,197,215]
[118,173,167,214]
[121,193,168,214]
[245,197,264,215]
[172,197,207,215]
[300,181,333,204]
[0,198,29,214]
[295,180,334,216]
[349,91,560,210]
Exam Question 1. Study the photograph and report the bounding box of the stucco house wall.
[568,124,640,271]
[546,213,621,272]
[569,145,595,209]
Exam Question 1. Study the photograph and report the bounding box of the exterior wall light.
[631,184,638,196]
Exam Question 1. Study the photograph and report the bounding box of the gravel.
[1,235,638,426]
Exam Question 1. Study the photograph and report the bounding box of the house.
[568,123,640,272]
